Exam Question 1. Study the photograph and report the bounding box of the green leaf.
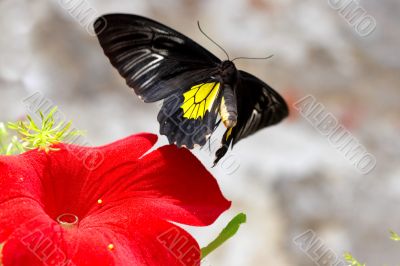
[389,230,400,242]
[201,213,246,259]
[343,252,366,266]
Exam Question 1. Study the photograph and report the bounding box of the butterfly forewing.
[94,14,221,102]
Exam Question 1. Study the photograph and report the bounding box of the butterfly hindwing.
[158,80,223,148]
[94,14,221,103]
[214,71,289,164]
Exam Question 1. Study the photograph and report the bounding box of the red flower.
[0,133,230,266]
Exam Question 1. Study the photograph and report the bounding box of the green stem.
[201,213,246,259]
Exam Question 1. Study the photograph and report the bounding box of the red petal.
[2,216,200,266]
[57,132,158,173]
[42,136,229,227]
[1,215,67,266]
[34,133,157,221]
[0,133,157,241]
[133,145,231,226]
[123,219,202,266]
[0,152,47,241]
[0,151,46,202]
[85,145,231,226]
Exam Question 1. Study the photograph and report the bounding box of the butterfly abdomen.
[220,85,237,128]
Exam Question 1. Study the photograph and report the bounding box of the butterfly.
[94,14,288,165]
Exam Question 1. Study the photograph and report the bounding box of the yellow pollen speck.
[97,199,103,204]
[108,244,114,251]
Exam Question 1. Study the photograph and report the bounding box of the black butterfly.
[94,14,288,165]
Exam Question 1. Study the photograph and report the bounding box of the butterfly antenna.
[232,54,274,62]
[197,21,230,60]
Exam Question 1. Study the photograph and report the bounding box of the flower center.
[56,213,79,229]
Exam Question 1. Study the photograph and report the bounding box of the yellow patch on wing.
[181,82,220,119]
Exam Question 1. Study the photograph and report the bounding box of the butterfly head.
[220,60,238,84]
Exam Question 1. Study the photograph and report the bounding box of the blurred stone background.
[0,0,399,265]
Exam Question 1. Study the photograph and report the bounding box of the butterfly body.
[94,14,288,164]
[214,60,239,128]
